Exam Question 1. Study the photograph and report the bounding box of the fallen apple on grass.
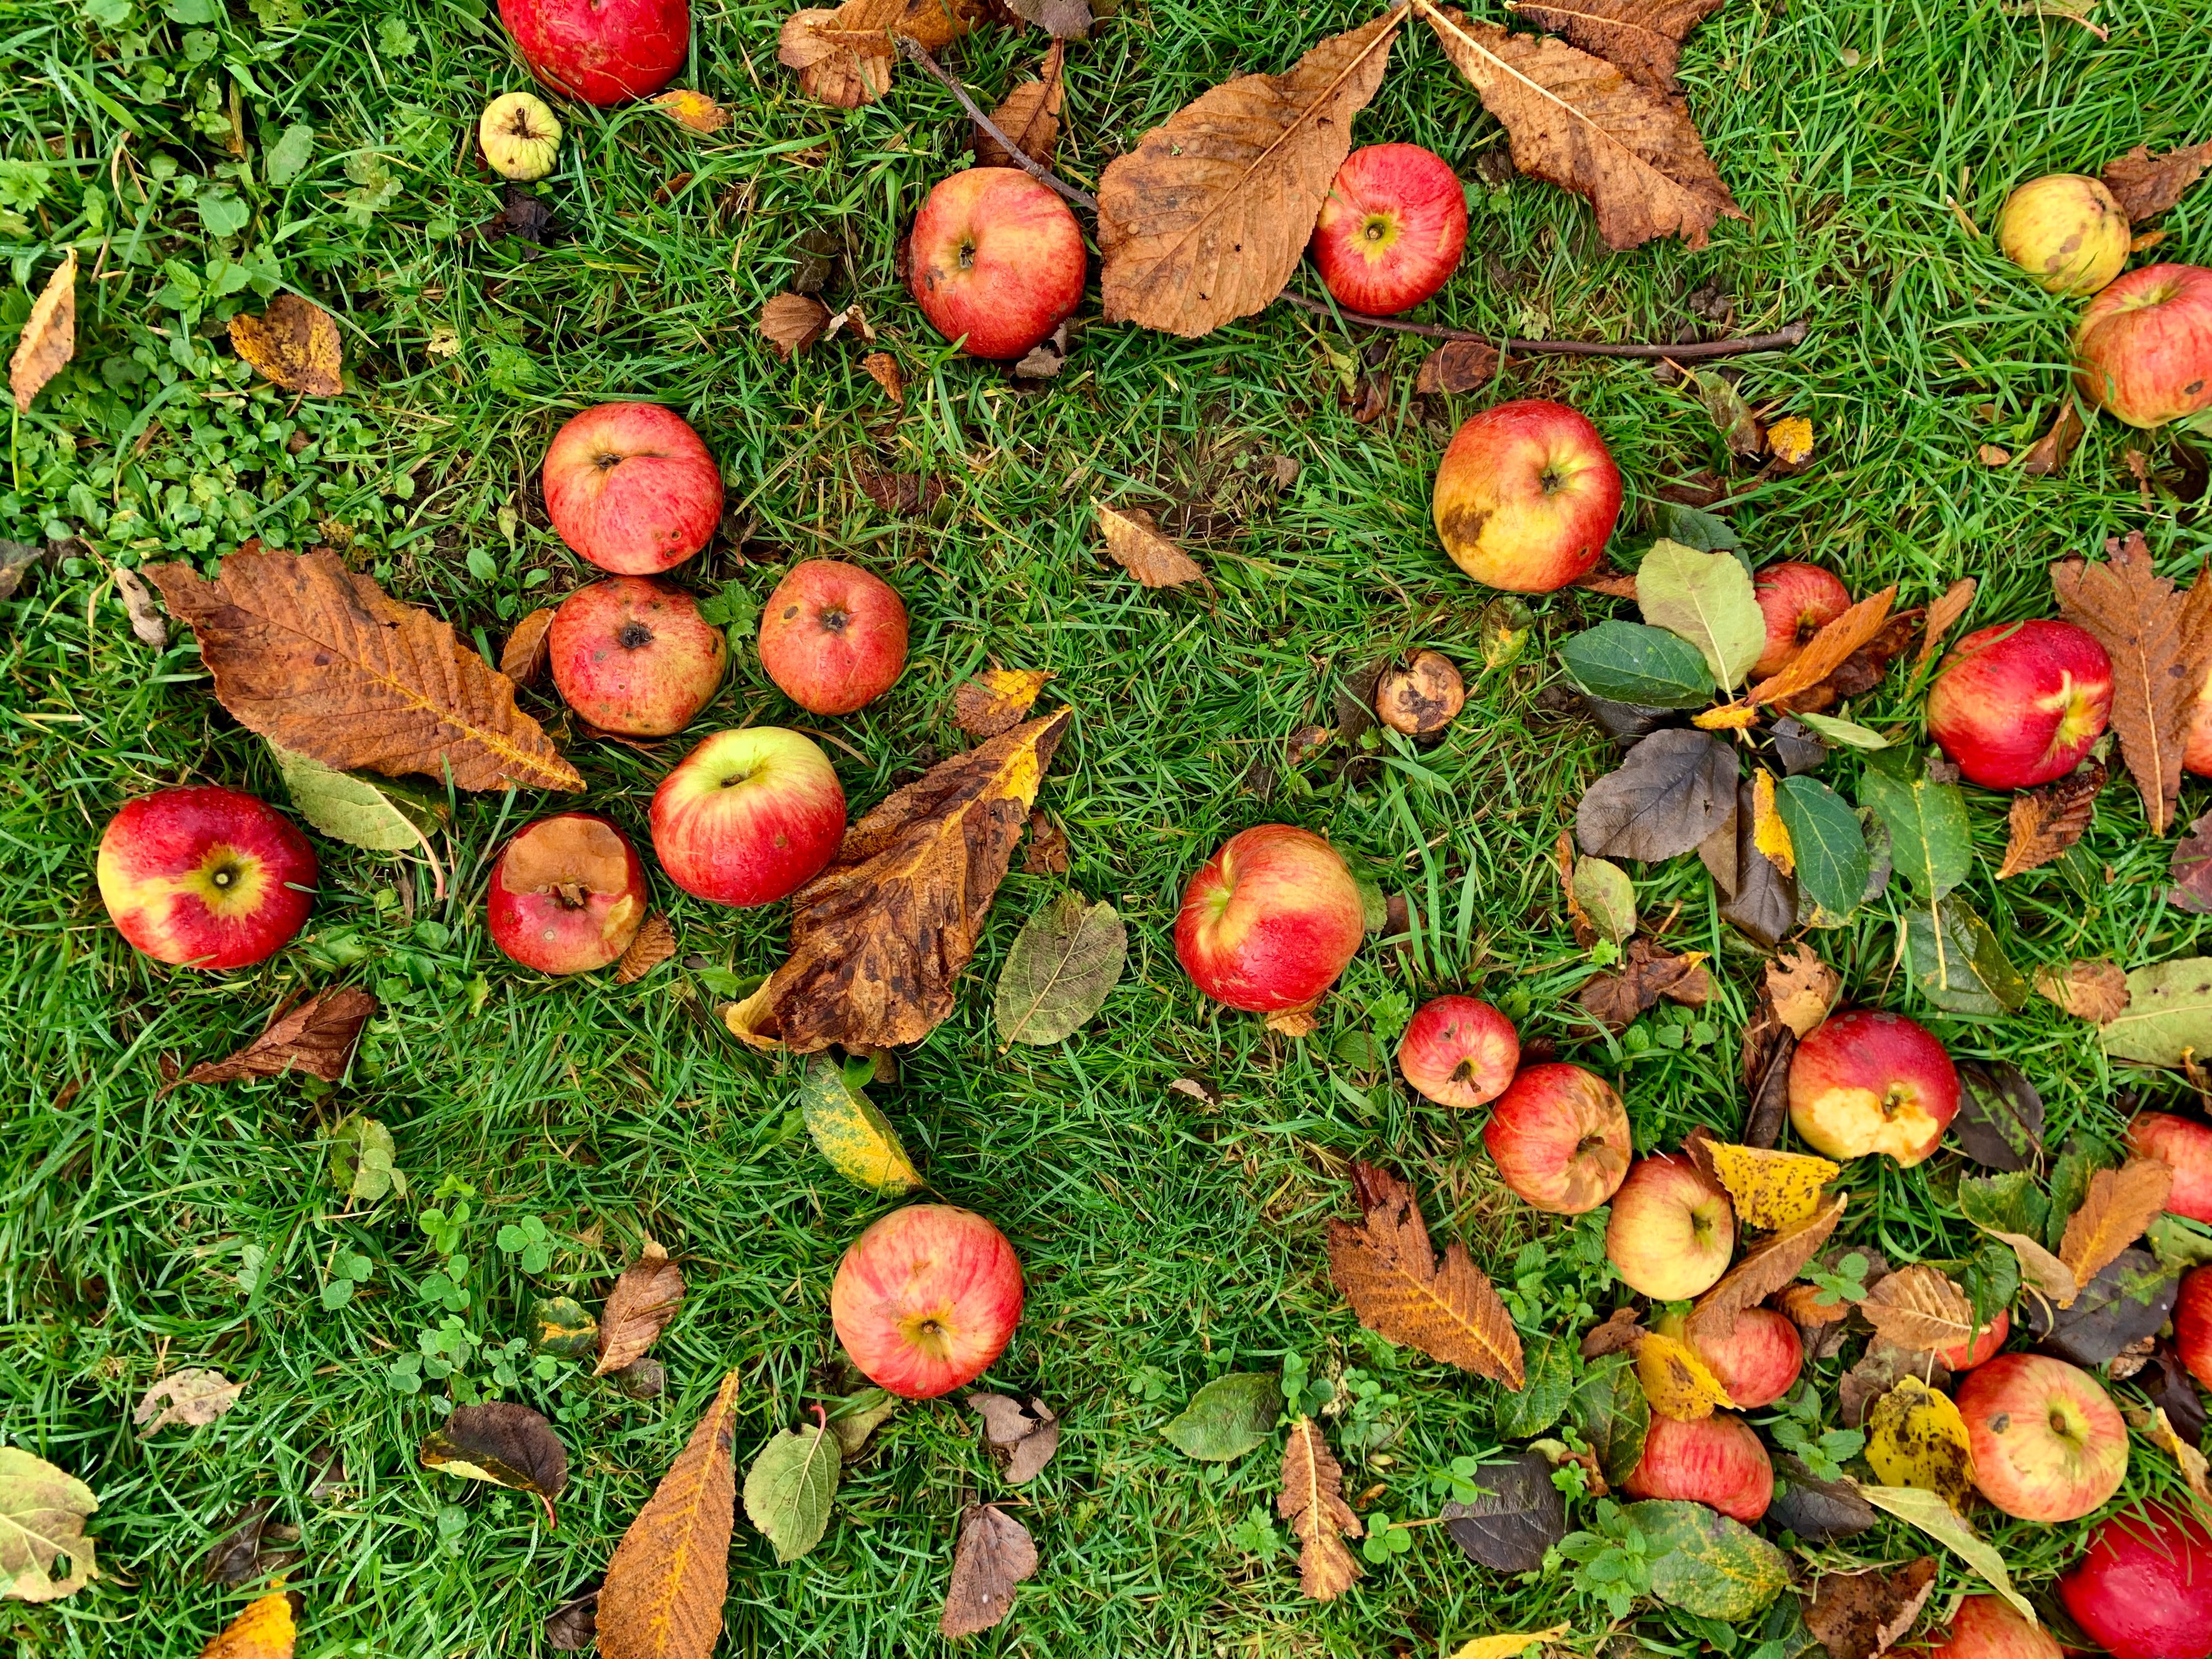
[1955,1352,2129,1522]
[1307,143,1468,317]
[2059,1503,2212,1659]
[1996,173,2130,296]
[1920,1594,2062,1659]
[1396,995,1518,1109]
[478,92,562,181]
[499,0,688,106]
[1431,399,1622,594]
[1938,1307,2010,1370]
[1479,1062,1631,1215]
[1751,562,1851,678]
[1926,619,2113,791]
[487,812,648,974]
[1173,825,1364,1014]
[2129,1111,2212,1222]
[831,1204,1024,1400]
[1656,1307,1802,1409]
[2176,1264,2212,1391]
[549,576,727,736]
[543,402,724,576]
[1620,1410,1772,1523]
[98,786,317,970]
[649,727,845,907]
[1787,1008,1959,1166]
[1604,1152,1735,1300]
[907,168,1085,362]
[2074,262,2212,430]
[757,559,909,716]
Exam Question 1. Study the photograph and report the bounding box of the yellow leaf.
[800,1054,922,1194]
[1693,701,1759,730]
[1767,416,1814,465]
[229,294,344,397]
[951,669,1054,740]
[1751,769,1794,875]
[9,247,76,413]
[1857,1486,2036,1625]
[1864,1376,1975,1509]
[1701,1142,1839,1230]
[2151,1406,2212,1505]
[1636,1332,1734,1420]
[651,89,730,133]
[198,1593,296,1659]
[721,980,781,1049]
[1449,1626,1571,1659]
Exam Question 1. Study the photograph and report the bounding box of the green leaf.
[270,741,445,854]
[743,1423,840,1564]
[1493,1335,1575,1438]
[1774,776,1870,921]
[993,892,1127,1046]
[197,190,250,240]
[1905,895,2028,1017]
[1860,755,1972,900]
[1161,1372,1285,1461]
[2100,957,2212,1066]
[1957,1171,2051,1243]
[1570,1353,1648,1488]
[1637,539,1765,691]
[799,1054,922,1195]
[1856,1485,2035,1623]
[1790,710,1891,750]
[264,123,315,186]
[1559,622,1716,708]
[823,1388,902,1460]
[530,1296,597,1358]
[0,1446,99,1601]
[1570,857,1636,945]
[1626,1499,1790,1621]
[328,1112,403,1201]
[1652,503,1739,553]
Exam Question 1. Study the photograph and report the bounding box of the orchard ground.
[6,2,2212,1657]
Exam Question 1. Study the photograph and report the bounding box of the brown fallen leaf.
[115,565,170,650]
[1264,1003,1322,1038]
[1859,1265,1976,1354]
[976,42,1065,168]
[1978,444,2013,468]
[777,0,983,110]
[597,1368,741,1659]
[1837,1337,1948,1429]
[230,294,344,396]
[855,465,945,515]
[2022,402,2086,477]
[2059,1157,2176,1286]
[10,247,76,414]
[147,544,581,793]
[1420,4,1743,251]
[2051,532,2212,834]
[1745,585,1898,707]
[1506,0,1725,95]
[595,1241,685,1376]
[651,89,730,133]
[1096,12,1402,337]
[500,607,556,686]
[1278,1416,1362,1601]
[1326,1161,1524,1385]
[1013,323,1070,381]
[966,1393,1059,1483]
[2101,140,2212,222]
[616,914,676,986]
[1576,564,1640,601]
[1577,938,1710,1032]
[1804,1558,1940,1659]
[136,1368,246,1436]
[1776,1280,1853,1330]
[2034,959,2129,1024]
[1997,758,2104,879]
[952,669,1053,740]
[859,351,904,405]
[940,1503,1037,1638]
[1686,1193,1847,1344]
[1022,808,1070,875]
[1097,504,1209,590]
[1767,945,1840,1037]
[1805,608,1921,708]
[1580,1306,1646,1359]
[1916,578,1978,668]
[1415,338,1506,393]
[761,292,833,360]
[197,1592,296,1659]
[1004,0,1091,37]
[184,988,376,1085]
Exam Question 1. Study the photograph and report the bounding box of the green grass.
[6,0,2212,1654]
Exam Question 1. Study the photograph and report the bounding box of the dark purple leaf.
[1441,1448,1564,1572]
[1578,730,1739,864]
[1951,1061,2045,1172]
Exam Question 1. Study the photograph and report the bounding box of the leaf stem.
[897,38,1099,213]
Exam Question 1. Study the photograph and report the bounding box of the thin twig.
[899,38,1099,213]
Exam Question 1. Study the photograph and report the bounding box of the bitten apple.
[2059,1504,2212,1659]
[486,812,648,974]
[1920,1595,2063,1659]
[1173,825,1364,1013]
[1397,995,1519,1109]
[1997,173,2131,296]
[2129,1111,2212,1223]
[98,786,317,970]
[907,168,1084,361]
[499,0,687,106]
[648,727,845,907]
[1939,1307,2010,1371]
[830,1204,1024,1400]
[1604,1152,1735,1300]
[1751,562,1852,678]
[1621,1412,1772,1523]
[543,402,723,575]
[1432,400,1623,594]
[1481,1063,1632,1215]
[1926,619,2114,791]
[757,560,909,716]
[2074,263,2212,430]
[1956,1352,2129,1523]
[1308,143,1468,317]
[2175,1265,2212,1393]
[1787,1009,1960,1166]
[1657,1307,1802,1409]
[549,576,727,736]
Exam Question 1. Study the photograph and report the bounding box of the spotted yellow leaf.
[1636,1332,1734,1421]
[1751,769,1793,876]
[1701,1142,1840,1231]
[1448,1626,1570,1659]
[198,1593,296,1659]
[799,1053,922,1194]
[1768,416,1814,465]
[1864,1376,1974,1509]
[652,88,731,133]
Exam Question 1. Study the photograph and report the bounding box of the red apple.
[1604,1152,1735,1301]
[1939,1307,2010,1371]
[830,1204,1024,1400]
[2129,1112,2212,1223]
[1173,825,1364,1014]
[1308,143,1468,318]
[486,812,648,974]
[1621,1412,1772,1523]
[543,403,723,576]
[1480,1062,1632,1214]
[2074,263,2212,430]
[2176,1265,2212,1392]
[498,0,687,106]
[1751,563,1852,678]
[2059,1504,2212,1659]
[1956,1353,2129,1522]
[1927,620,2113,791]
[1787,1008,1959,1167]
[648,727,845,907]
[98,786,316,970]
[907,168,1084,361]
[1919,1594,2063,1659]
[548,576,726,736]
[1432,399,1623,594]
[757,560,909,716]
[1397,995,1519,1109]
[1658,1307,1803,1409]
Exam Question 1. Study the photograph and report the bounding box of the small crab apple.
[1173,825,1364,1014]
[1308,143,1469,317]
[543,403,723,576]
[1605,1151,1735,1300]
[2128,1111,2212,1223]
[757,559,909,716]
[98,785,317,970]
[1432,400,1623,594]
[478,92,562,180]
[1481,1063,1632,1215]
[486,812,648,975]
[1997,173,2131,296]
[831,1204,1024,1400]
[1956,1352,2129,1523]
[1751,562,1852,678]
[1621,1412,1773,1523]
[1396,995,1519,1109]
[548,576,726,736]
[907,168,1085,362]
[1926,619,2113,791]
[2073,263,2212,430]
[1787,1008,1960,1166]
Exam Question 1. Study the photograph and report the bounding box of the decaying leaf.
[2101,956,2212,1065]
[823,1383,902,1461]
[183,988,376,1085]
[940,1503,1037,1637]
[2059,1157,2176,1286]
[1686,1193,1847,1344]
[859,351,904,405]
[1447,1626,1571,1659]
[328,1112,404,1202]
[1746,586,1899,708]
[1004,0,1091,37]
[533,1296,599,1357]
[2034,960,2129,1024]
[1096,13,1402,336]
[1859,1266,1977,1354]
[1630,1498,1790,1620]
[595,1242,685,1376]
[800,1053,923,1194]
[952,669,1054,740]
[1915,579,1978,667]
[1693,1141,1839,1231]
[1278,1416,1362,1601]
[1416,338,1506,393]
[760,292,833,360]
[994,891,1127,1048]
[1855,1485,2035,1624]
[1097,504,1209,590]
[1997,759,2103,879]
[2148,1405,2212,1504]
[134,1369,246,1437]
[420,1403,569,1521]
[743,1422,839,1564]
[545,1586,600,1651]
[1506,0,1723,95]
[1023,809,1070,876]
[1442,1449,1566,1571]
[976,42,1065,168]
[147,544,581,793]
[777,0,981,110]
[9,247,76,413]
[1420,5,1743,251]
[616,914,676,985]
[1864,1379,1974,1509]
[1803,1558,1940,1659]
[2022,403,2086,478]
[196,1592,296,1659]
[651,89,730,133]
[229,294,344,396]
[1578,937,1711,1031]
[1325,1161,1525,1385]
[1768,1455,1877,1543]
[1635,1332,1734,1420]
[597,1368,742,1659]
[1581,1307,1646,1360]
[1952,1061,2046,1173]
[108,565,165,652]
[1767,416,1815,466]
[967,1393,1060,1483]
[501,607,556,686]
[1577,729,1739,863]
[2101,140,2212,222]
[1767,944,1840,1037]
[0,1446,98,1602]
[855,465,945,516]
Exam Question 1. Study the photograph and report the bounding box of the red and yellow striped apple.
[543,403,723,575]
[499,0,687,106]
[1927,619,2113,791]
[1957,1353,2128,1522]
[1431,399,1623,594]
[1920,1594,2062,1659]
[648,727,845,907]
[1658,1306,1802,1409]
[1605,1152,1734,1300]
[1751,562,1851,678]
[1397,995,1519,1109]
[831,1204,1024,1400]
[907,168,1084,361]
[2175,1265,2212,1392]
[1622,1412,1772,1523]
[98,786,316,970]
[1308,143,1468,317]
[486,812,648,975]
[2059,1504,2212,1659]
[1787,1009,1959,1166]
[549,576,726,736]
[2074,263,2212,430]
[757,560,909,716]
[1480,1062,1631,1214]
[1939,1307,2010,1371]
[2129,1111,2212,1223]
[1173,825,1363,1013]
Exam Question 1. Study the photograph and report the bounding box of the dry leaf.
[1022,808,1070,875]
[2149,1405,2212,1504]
[1978,444,2012,468]
[10,247,76,413]
[1420,4,1743,251]
[744,709,1072,1052]
[197,1592,295,1659]
[855,466,944,515]
[2034,959,2129,1024]
[952,669,1053,739]
[940,1503,1037,1637]
[183,988,376,1085]
[146,544,581,793]
[976,42,1065,168]
[1988,1228,2079,1309]
[1448,1627,1572,1659]
[1997,758,2104,879]
[651,89,730,133]
[1581,1306,1646,1359]
[2050,532,2212,834]
[2058,1157,2176,1285]
[2101,140,2212,222]
[1859,1266,1977,1354]
[966,1393,1059,1483]
[616,914,676,985]
[1578,938,1711,1032]
[1768,416,1815,466]
[1096,12,1402,336]
[597,1368,742,1659]
[1415,338,1506,393]
[1916,579,1978,668]
[113,566,168,650]
[1803,1558,1939,1659]
[595,1242,685,1376]
[1698,1142,1841,1229]
[1506,0,1724,94]
[1767,945,1840,1037]
[859,351,903,405]
[1745,585,1898,707]
[1278,1416,1362,1601]
[501,607,556,686]
[1635,1332,1734,1420]
[777,0,982,109]
[2022,403,2086,477]
[761,292,833,360]
[1264,1002,1322,1037]
[3,1447,100,1602]
[1686,1193,1848,1344]
[1576,565,1640,601]
[1325,1161,1524,1385]
[1097,503,1208,590]
[230,294,343,396]
[1751,769,1793,874]
[135,1368,246,1436]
